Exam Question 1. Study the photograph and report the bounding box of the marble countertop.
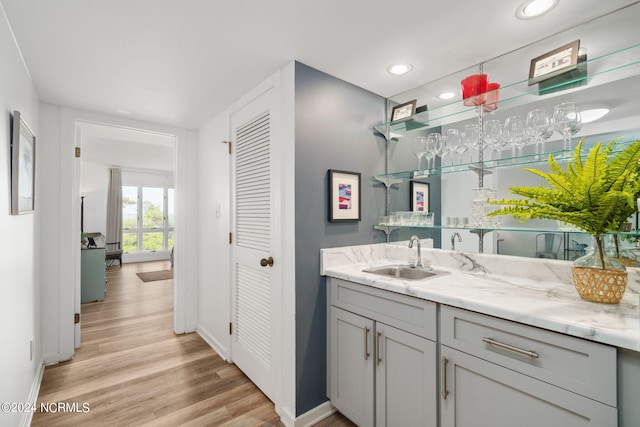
[321,242,640,352]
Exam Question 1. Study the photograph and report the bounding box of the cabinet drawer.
[329,278,436,340]
[440,305,616,407]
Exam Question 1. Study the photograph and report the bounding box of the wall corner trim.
[288,401,336,427]
[21,359,45,427]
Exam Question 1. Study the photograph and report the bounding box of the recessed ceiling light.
[516,0,559,19]
[580,103,610,124]
[387,64,412,75]
[438,92,456,100]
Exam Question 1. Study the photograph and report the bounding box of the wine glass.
[553,102,582,151]
[463,124,480,162]
[483,119,503,152]
[437,135,451,168]
[425,133,441,170]
[413,136,427,170]
[445,129,461,165]
[526,109,552,156]
[504,116,527,157]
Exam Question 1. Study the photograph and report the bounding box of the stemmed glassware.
[504,116,528,157]
[445,129,461,165]
[413,136,427,170]
[425,133,441,170]
[463,124,480,162]
[553,102,582,151]
[483,119,503,152]
[526,109,553,156]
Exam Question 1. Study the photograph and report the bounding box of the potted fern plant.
[490,137,640,304]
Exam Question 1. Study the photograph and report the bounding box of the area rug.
[136,270,173,282]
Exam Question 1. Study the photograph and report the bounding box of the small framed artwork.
[10,111,36,215]
[328,169,361,222]
[528,39,580,85]
[410,181,430,212]
[390,99,417,122]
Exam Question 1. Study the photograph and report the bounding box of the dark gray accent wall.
[295,62,387,415]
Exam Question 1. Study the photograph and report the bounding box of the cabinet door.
[330,307,375,427]
[440,346,617,427]
[375,323,437,427]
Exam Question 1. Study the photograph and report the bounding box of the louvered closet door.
[230,87,280,403]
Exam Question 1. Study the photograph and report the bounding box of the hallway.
[32,261,283,426]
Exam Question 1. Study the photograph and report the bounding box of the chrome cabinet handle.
[376,331,382,366]
[364,327,370,360]
[482,337,539,359]
[260,257,274,267]
[441,356,449,400]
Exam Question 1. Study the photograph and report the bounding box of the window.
[122,186,174,253]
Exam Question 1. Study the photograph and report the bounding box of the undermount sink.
[362,265,449,281]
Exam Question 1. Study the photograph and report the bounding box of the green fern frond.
[489,138,640,239]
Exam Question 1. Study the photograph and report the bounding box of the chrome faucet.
[409,235,423,268]
[451,232,462,250]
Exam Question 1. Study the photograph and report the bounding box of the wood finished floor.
[32,261,354,427]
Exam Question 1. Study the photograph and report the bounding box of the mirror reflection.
[381,4,640,264]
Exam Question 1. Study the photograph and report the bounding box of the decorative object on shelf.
[410,182,430,212]
[528,39,580,85]
[461,74,488,106]
[460,74,500,110]
[538,47,587,95]
[10,110,36,215]
[470,188,500,228]
[328,169,361,222]
[390,99,416,122]
[482,82,501,112]
[489,137,640,303]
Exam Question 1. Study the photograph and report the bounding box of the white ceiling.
[2,0,639,130]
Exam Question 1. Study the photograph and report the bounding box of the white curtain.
[106,168,122,244]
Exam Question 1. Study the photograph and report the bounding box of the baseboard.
[22,359,45,427]
[290,401,336,427]
[196,327,228,361]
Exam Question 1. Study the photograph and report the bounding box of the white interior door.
[230,87,281,403]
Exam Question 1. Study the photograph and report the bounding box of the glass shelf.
[375,223,640,236]
[373,42,640,138]
[374,137,640,182]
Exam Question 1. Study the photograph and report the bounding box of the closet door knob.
[260,257,274,267]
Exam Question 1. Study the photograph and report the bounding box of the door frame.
[224,64,296,420]
[44,106,197,364]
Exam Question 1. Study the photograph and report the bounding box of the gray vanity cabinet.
[440,306,618,427]
[327,278,438,427]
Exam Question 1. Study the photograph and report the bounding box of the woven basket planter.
[572,266,628,304]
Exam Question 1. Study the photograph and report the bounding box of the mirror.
[384,4,640,262]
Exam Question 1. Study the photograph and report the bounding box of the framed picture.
[528,40,580,85]
[328,169,361,222]
[10,111,36,215]
[410,181,429,212]
[390,99,417,122]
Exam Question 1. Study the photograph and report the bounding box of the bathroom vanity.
[322,243,640,426]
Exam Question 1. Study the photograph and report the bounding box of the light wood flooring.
[32,261,354,427]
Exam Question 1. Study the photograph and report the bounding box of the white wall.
[0,4,42,427]
[38,105,199,364]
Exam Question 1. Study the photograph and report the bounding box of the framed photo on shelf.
[10,111,36,215]
[528,39,580,85]
[390,99,417,122]
[410,181,429,212]
[328,169,361,222]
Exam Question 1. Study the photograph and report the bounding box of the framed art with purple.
[328,169,361,222]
